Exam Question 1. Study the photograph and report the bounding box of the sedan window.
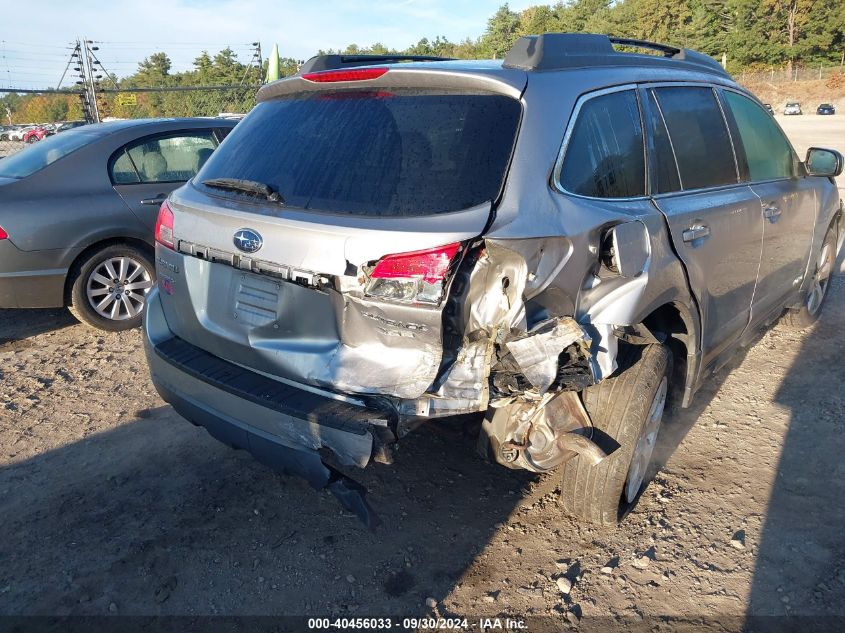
[121,132,217,184]
[111,151,140,184]
[0,129,95,179]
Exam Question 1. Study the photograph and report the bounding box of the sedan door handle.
[682,224,711,243]
[140,195,167,205]
[763,204,782,219]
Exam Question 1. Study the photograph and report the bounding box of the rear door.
[111,129,220,231]
[719,89,816,323]
[643,85,765,366]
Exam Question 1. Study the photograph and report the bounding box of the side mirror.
[805,147,843,177]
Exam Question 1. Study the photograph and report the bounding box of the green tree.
[136,52,172,86]
[480,4,521,58]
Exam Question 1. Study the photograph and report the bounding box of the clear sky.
[2,0,531,89]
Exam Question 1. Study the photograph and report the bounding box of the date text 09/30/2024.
[307,617,530,630]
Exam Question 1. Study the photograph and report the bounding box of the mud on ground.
[1,271,844,627]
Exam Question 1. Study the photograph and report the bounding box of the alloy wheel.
[807,242,834,316]
[624,376,668,504]
[86,256,153,320]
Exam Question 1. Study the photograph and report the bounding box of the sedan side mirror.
[805,147,843,177]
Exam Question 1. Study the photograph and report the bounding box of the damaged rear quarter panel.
[435,69,700,400]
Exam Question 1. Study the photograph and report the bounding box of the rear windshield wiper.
[201,177,285,204]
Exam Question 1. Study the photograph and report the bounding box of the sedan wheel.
[69,244,155,331]
[86,256,153,321]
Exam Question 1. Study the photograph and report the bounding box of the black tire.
[560,343,671,525]
[67,244,155,331]
[782,228,837,329]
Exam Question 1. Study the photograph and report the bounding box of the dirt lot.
[1,121,844,630]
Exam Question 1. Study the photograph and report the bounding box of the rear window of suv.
[195,88,521,217]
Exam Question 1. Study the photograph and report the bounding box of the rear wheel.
[560,343,671,525]
[783,228,836,328]
[68,244,155,331]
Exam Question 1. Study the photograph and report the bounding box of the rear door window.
[558,89,645,198]
[722,91,795,182]
[652,86,738,191]
[195,89,522,217]
[110,151,140,184]
[644,90,682,194]
[123,132,218,183]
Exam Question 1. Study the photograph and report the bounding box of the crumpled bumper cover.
[143,287,385,529]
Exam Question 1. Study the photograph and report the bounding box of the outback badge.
[233,228,263,254]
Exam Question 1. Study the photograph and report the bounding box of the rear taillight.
[154,200,175,250]
[0,226,7,240]
[365,242,461,304]
[302,67,388,83]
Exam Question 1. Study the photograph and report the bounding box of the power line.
[0,40,76,50]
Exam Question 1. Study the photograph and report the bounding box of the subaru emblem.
[233,228,263,254]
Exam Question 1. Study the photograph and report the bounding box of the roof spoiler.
[299,54,455,74]
[502,33,730,78]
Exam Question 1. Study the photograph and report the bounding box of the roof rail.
[299,54,455,75]
[502,33,730,79]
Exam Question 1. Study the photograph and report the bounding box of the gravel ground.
[0,120,844,629]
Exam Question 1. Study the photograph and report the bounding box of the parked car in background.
[0,117,236,330]
[784,102,803,115]
[143,35,844,527]
[54,120,88,133]
[763,103,774,115]
[1,126,33,142]
[817,103,836,115]
[23,126,50,143]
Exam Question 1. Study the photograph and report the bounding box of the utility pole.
[70,39,94,124]
[80,36,100,123]
[56,41,81,90]
[240,41,263,85]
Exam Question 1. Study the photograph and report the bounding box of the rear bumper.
[0,240,67,308]
[143,287,388,526]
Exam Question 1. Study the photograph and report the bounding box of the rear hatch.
[158,65,524,400]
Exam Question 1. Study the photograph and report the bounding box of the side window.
[652,87,738,190]
[125,132,217,183]
[722,91,795,182]
[110,150,139,184]
[645,90,682,194]
[559,89,645,198]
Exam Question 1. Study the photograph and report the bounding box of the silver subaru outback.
[143,34,843,527]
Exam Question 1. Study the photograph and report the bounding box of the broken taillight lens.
[154,200,175,250]
[366,242,461,304]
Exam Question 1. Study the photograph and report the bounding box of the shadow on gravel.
[0,405,532,616]
[0,308,76,346]
[5,288,836,621]
[746,277,845,620]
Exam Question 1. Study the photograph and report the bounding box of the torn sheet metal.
[479,390,607,472]
[504,317,590,394]
[581,322,619,382]
[432,242,529,412]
